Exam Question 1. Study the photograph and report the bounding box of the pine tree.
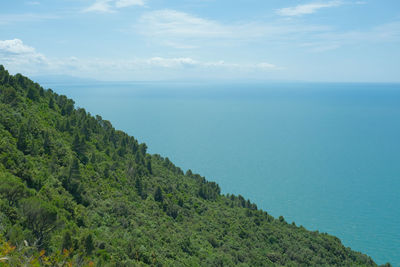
[64,158,83,202]
[154,186,163,203]
[146,159,152,174]
[69,158,81,181]
[49,97,55,109]
[72,133,87,163]
[17,125,28,153]
[43,131,52,155]
[72,133,81,154]
[27,87,39,101]
[135,178,143,197]
[84,234,94,255]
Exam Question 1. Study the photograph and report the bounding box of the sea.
[41,81,400,266]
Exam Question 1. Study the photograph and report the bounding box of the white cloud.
[0,13,58,25]
[136,9,400,54]
[162,41,198,49]
[115,0,145,8]
[0,39,47,74]
[144,57,281,71]
[0,39,36,54]
[82,0,114,13]
[138,9,316,41]
[146,57,198,68]
[257,62,279,70]
[136,9,331,49]
[300,42,341,52]
[83,0,146,13]
[0,39,281,80]
[277,1,342,16]
[138,10,230,38]
[63,57,281,80]
[306,21,400,51]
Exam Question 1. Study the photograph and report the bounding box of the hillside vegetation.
[0,66,389,266]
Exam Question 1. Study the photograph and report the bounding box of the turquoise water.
[43,81,400,266]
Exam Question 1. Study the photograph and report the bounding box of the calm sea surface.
[42,81,400,266]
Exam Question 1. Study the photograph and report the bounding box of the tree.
[62,231,73,250]
[0,173,30,206]
[27,87,39,101]
[1,86,17,104]
[64,158,83,202]
[139,143,147,156]
[69,158,81,181]
[84,234,94,255]
[135,178,143,196]
[17,125,29,153]
[0,65,10,84]
[49,97,55,109]
[61,99,74,116]
[43,131,52,155]
[146,159,152,174]
[180,237,195,255]
[21,197,58,246]
[73,133,85,153]
[65,119,71,132]
[154,186,163,203]
[198,181,220,201]
[72,133,88,164]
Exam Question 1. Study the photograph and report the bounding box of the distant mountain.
[0,65,391,266]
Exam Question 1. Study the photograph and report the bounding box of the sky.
[0,0,399,82]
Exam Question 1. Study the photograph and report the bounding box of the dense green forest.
[0,65,390,266]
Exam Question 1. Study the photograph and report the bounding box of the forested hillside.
[0,66,389,266]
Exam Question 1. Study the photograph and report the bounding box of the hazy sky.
[1,0,399,81]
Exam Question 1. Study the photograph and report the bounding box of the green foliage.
[198,181,220,201]
[0,66,386,266]
[0,86,17,105]
[154,186,164,203]
[21,197,59,246]
[27,86,39,101]
[84,234,94,255]
[61,231,73,250]
[0,173,31,206]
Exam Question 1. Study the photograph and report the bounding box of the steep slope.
[0,66,389,266]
